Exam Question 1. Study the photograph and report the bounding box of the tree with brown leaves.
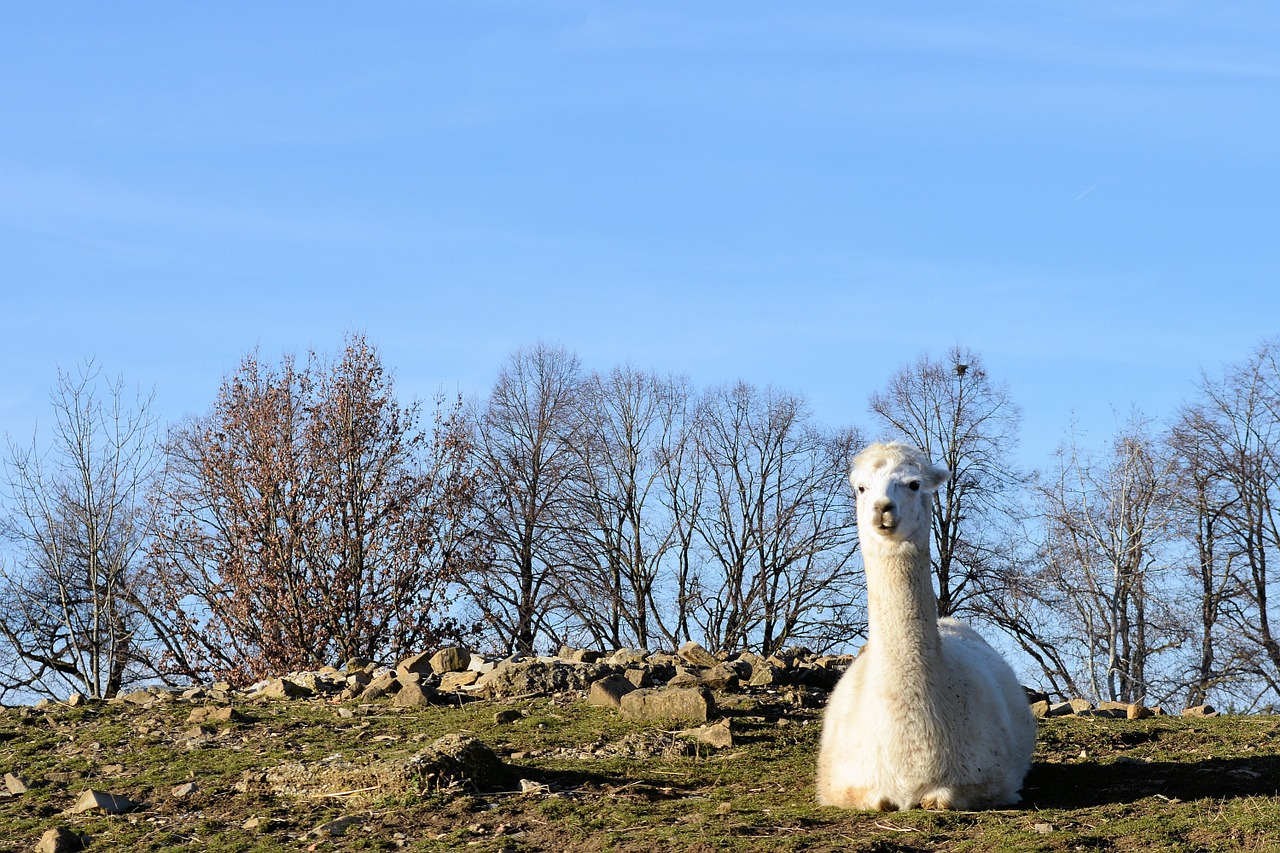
[146,334,476,684]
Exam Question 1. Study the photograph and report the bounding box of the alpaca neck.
[863,537,941,670]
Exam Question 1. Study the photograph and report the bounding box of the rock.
[667,668,702,689]
[187,705,249,724]
[288,670,346,694]
[558,646,602,663]
[607,648,649,667]
[65,693,87,708]
[1047,701,1077,717]
[699,664,741,692]
[310,815,362,838]
[468,653,497,674]
[438,670,481,691]
[622,667,650,689]
[748,663,784,688]
[5,772,31,794]
[780,686,826,708]
[180,724,217,746]
[1067,698,1094,714]
[258,678,311,700]
[429,646,471,674]
[1030,700,1051,719]
[255,734,511,801]
[677,641,719,668]
[70,789,137,814]
[1127,703,1154,720]
[587,675,637,709]
[792,662,842,691]
[683,718,734,749]
[1024,687,1051,705]
[476,659,613,698]
[392,682,436,708]
[343,657,372,674]
[493,709,524,725]
[35,828,84,853]
[396,651,435,680]
[212,705,249,723]
[118,689,156,707]
[1182,704,1219,717]
[171,781,198,798]
[362,671,401,700]
[1084,707,1126,719]
[408,734,513,793]
[620,687,715,724]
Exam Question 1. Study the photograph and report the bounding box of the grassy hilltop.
[2,688,1280,852]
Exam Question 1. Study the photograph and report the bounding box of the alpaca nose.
[874,497,895,515]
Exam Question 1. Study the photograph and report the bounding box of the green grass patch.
[3,699,1280,851]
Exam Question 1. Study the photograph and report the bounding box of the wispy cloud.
[1073,183,1099,202]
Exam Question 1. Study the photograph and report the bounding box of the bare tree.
[653,376,704,649]
[1034,415,1184,704]
[146,335,473,683]
[868,346,1022,618]
[1167,403,1250,708]
[466,343,584,655]
[0,362,160,700]
[556,367,688,650]
[1179,340,1280,706]
[687,382,861,654]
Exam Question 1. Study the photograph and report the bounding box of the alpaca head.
[850,442,949,547]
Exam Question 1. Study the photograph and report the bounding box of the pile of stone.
[35,642,1223,725]
[1025,692,1220,720]
[183,641,856,719]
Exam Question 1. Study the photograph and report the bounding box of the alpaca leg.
[919,788,955,810]
[820,786,897,811]
[921,784,1008,811]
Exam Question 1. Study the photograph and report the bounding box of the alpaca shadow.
[1022,755,1280,808]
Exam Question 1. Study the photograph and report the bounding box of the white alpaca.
[816,442,1035,811]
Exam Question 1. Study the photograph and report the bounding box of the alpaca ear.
[922,463,950,493]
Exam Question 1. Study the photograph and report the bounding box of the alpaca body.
[816,442,1036,811]
[816,616,1035,810]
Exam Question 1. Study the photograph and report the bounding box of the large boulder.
[677,641,719,668]
[392,681,437,708]
[250,734,513,801]
[476,658,615,698]
[429,646,471,674]
[396,651,435,680]
[587,675,637,709]
[620,686,716,724]
[408,734,514,792]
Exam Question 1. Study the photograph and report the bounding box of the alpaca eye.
[857,485,866,494]
[908,481,921,491]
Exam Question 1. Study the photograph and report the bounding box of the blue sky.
[3,2,1278,470]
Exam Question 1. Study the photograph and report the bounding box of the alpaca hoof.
[919,793,954,810]
[819,786,897,811]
